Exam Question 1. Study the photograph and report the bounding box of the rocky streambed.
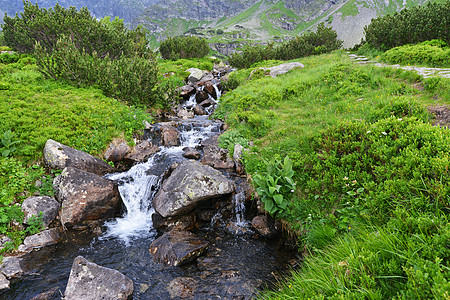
[0,64,300,299]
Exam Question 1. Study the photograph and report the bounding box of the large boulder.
[64,256,133,300]
[21,196,60,228]
[152,160,235,217]
[149,230,209,266]
[43,139,114,175]
[53,167,121,227]
[186,68,205,83]
[201,145,235,169]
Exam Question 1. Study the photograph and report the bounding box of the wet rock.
[104,139,131,162]
[167,277,197,298]
[124,140,160,164]
[18,227,63,252]
[153,160,235,217]
[43,139,114,175]
[201,134,220,148]
[199,98,215,108]
[161,125,181,147]
[195,90,209,103]
[196,209,216,222]
[149,230,209,266]
[177,85,195,97]
[152,213,197,231]
[233,144,245,175]
[0,256,25,279]
[64,256,133,300]
[198,74,214,84]
[30,287,59,300]
[259,62,305,78]
[204,82,217,99]
[251,215,278,238]
[193,104,207,116]
[186,68,205,83]
[53,167,120,227]
[201,145,235,169]
[177,109,195,120]
[0,273,9,292]
[182,147,201,159]
[21,196,60,228]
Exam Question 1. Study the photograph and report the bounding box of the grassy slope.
[0,55,152,249]
[215,51,450,298]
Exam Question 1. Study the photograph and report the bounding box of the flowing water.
[3,87,296,299]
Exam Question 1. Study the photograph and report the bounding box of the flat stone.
[18,227,63,252]
[182,147,201,159]
[64,256,133,300]
[260,62,304,77]
[167,277,197,298]
[0,256,25,279]
[149,230,209,266]
[0,273,9,292]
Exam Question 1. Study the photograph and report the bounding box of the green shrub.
[2,1,150,58]
[159,36,210,60]
[381,42,450,67]
[34,35,160,106]
[364,1,450,50]
[218,129,249,156]
[228,23,342,68]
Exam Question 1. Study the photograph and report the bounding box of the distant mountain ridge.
[1,0,440,49]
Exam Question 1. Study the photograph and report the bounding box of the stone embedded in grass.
[149,230,209,266]
[21,196,60,228]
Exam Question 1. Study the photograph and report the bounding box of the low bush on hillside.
[159,36,210,60]
[228,23,342,68]
[34,36,161,107]
[364,1,450,50]
[381,40,450,67]
[2,1,150,58]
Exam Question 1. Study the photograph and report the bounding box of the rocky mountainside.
[1,0,438,50]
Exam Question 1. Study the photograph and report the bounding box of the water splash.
[102,156,161,245]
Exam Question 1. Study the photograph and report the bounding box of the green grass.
[339,0,360,18]
[215,51,450,299]
[0,56,152,250]
[221,0,263,27]
[381,41,450,68]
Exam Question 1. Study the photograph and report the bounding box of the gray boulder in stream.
[44,139,114,175]
[149,230,209,266]
[53,167,120,227]
[64,256,133,300]
[152,160,235,217]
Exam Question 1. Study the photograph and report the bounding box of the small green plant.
[218,129,249,156]
[253,156,295,216]
[1,130,22,157]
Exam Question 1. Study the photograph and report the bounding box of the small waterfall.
[213,83,222,99]
[102,155,162,244]
[233,187,246,226]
